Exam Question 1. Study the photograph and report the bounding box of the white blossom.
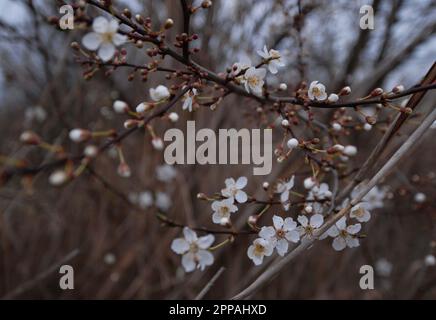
[303,177,316,190]
[375,258,393,277]
[297,214,324,237]
[171,227,215,272]
[363,123,373,131]
[156,192,172,211]
[279,83,287,91]
[308,81,327,101]
[328,93,339,103]
[231,59,251,76]
[168,112,179,122]
[425,254,436,266]
[414,192,426,203]
[152,137,164,150]
[221,176,248,203]
[182,88,198,112]
[286,138,299,149]
[113,100,128,113]
[324,216,361,251]
[256,45,285,74]
[84,145,98,158]
[350,203,371,222]
[275,176,295,211]
[156,164,177,182]
[351,185,387,210]
[69,129,90,143]
[243,67,266,96]
[259,215,300,256]
[343,145,358,156]
[82,16,127,62]
[247,238,274,265]
[25,106,47,123]
[150,85,170,102]
[211,198,238,225]
[49,170,68,186]
[332,122,342,131]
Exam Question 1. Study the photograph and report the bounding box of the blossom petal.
[332,237,347,251]
[235,190,248,203]
[272,215,284,230]
[346,236,360,248]
[197,250,214,270]
[82,32,102,50]
[276,239,288,256]
[335,216,347,230]
[297,215,308,227]
[92,16,109,33]
[181,252,196,272]
[235,176,247,188]
[346,223,361,235]
[197,234,215,249]
[285,230,300,243]
[183,227,198,243]
[98,42,116,62]
[283,217,297,231]
[259,226,276,240]
[107,19,119,33]
[268,64,278,74]
[310,214,324,228]
[113,33,127,46]
[327,225,339,238]
[171,238,189,254]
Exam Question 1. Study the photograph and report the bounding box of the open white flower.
[297,214,324,237]
[350,203,371,222]
[82,16,127,62]
[182,88,198,112]
[221,176,248,203]
[171,227,215,272]
[325,216,361,251]
[150,85,170,102]
[275,176,295,211]
[351,185,387,210]
[308,81,327,101]
[259,215,300,256]
[211,198,238,225]
[257,45,285,74]
[156,164,177,182]
[247,238,274,265]
[243,67,266,95]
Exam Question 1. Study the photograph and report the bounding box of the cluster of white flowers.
[231,46,285,96]
[248,213,324,265]
[307,81,342,103]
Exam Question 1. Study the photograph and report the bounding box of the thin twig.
[195,267,225,300]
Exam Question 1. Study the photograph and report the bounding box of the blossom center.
[254,243,266,256]
[101,32,114,43]
[189,242,199,253]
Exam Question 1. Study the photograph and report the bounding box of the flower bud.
[370,88,384,96]
[84,145,98,158]
[113,100,129,113]
[328,93,339,103]
[279,83,287,91]
[414,192,426,203]
[363,123,372,131]
[392,85,404,93]
[49,170,68,186]
[332,122,342,131]
[168,112,179,122]
[339,86,351,96]
[196,193,207,199]
[333,144,345,152]
[151,137,164,150]
[124,119,140,129]
[343,145,357,156]
[136,102,152,113]
[287,138,299,149]
[262,182,269,189]
[304,177,316,189]
[248,215,258,225]
[69,129,91,143]
[304,205,313,214]
[20,131,41,145]
[164,18,174,29]
[201,0,212,8]
[281,119,289,127]
[117,162,131,178]
[365,116,377,125]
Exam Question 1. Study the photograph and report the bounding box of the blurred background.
[0,0,435,299]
